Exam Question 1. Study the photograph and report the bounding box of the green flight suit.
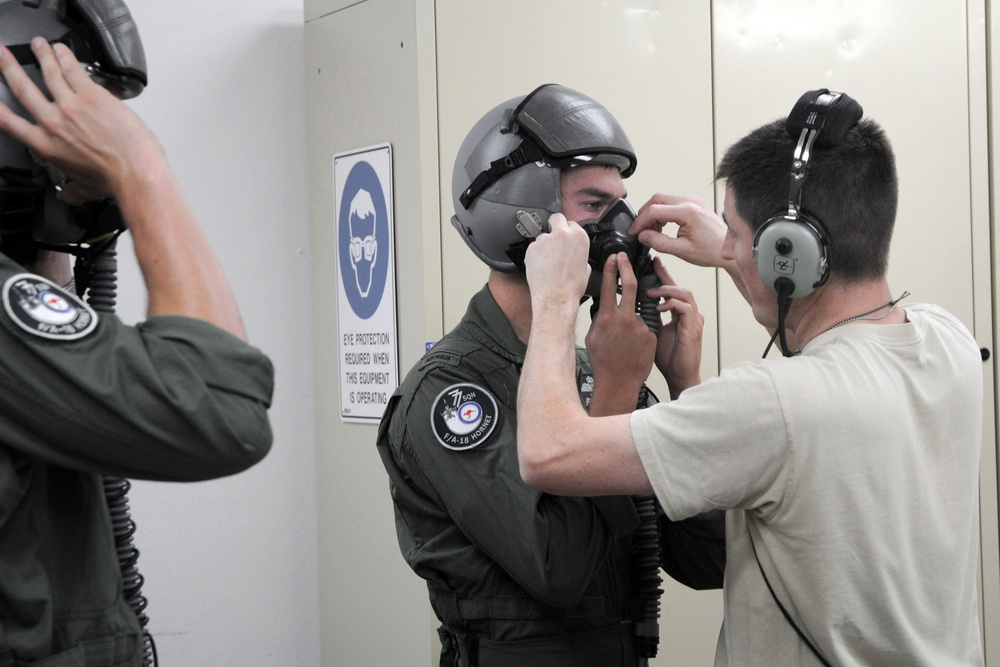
[377,285,723,666]
[0,257,274,666]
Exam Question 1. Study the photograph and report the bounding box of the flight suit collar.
[459,284,526,365]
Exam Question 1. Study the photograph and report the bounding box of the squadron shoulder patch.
[430,382,500,451]
[3,273,98,340]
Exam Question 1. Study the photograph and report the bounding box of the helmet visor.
[513,83,636,178]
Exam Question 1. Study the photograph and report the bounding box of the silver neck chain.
[827,290,911,331]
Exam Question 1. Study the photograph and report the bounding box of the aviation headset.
[752,89,863,300]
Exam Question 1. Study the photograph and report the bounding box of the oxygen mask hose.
[582,197,664,658]
[76,238,158,667]
[633,259,663,660]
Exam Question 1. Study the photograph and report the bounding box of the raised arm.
[0,39,247,340]
[518,213,652,496]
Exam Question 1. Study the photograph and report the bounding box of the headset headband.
[783,89,863,218]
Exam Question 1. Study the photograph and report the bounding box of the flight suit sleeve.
[658,509,726,590]
[386,364,639,608]
[0,301,274,481]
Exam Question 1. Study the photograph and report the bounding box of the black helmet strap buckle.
[5,42,36,65]
[7,24,102,68]
[459,137,547,209]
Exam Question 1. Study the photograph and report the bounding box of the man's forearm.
[114,152,247,340]
[518,306,651,497]
[517,292,586,490]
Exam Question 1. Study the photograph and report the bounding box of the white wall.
[110,2,321,665]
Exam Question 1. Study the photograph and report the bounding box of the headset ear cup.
[753,215,829,299]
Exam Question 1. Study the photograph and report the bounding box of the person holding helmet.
[0,1,273,665]
[376,84,724,666]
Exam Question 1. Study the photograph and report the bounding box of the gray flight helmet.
[0,0,146,242]
[451,83,636,272]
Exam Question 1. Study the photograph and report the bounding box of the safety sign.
[334,143,398,422]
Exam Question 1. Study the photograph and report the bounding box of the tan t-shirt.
[631,304,984,666]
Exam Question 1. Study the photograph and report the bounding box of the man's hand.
[630,193,729,268]
[645,256,704,398]
[524,213,591,313]
[585,252,656,415]
[630,192,750,303]
[0,39,161,205]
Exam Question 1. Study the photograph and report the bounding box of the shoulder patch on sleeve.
[3,273,98,340]
[430,382,500,451]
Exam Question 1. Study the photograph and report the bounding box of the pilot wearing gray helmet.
[377,83,725,667]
